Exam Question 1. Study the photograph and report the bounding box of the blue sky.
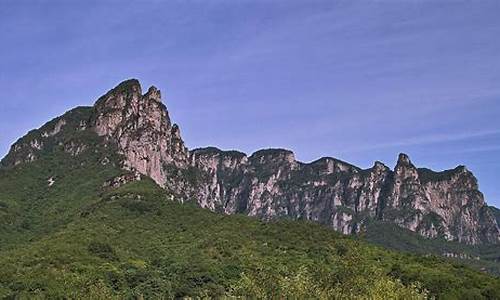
[1,1,499,206]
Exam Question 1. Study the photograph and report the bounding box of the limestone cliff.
[2,79,499,245]
[90,79,190,187]
[187,148,499,244]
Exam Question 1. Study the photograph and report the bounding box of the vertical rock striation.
[2,79,499,245]
[90,79,190,187]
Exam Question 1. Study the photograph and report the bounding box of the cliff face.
[2,79,499,245]
[187,148,499,244]
[90,79,190,187]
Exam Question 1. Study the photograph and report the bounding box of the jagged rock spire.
[144,86,162,102]
[91,79,189,187]
[396,153,414,167]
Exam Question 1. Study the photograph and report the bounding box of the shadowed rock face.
[3,79,499,245]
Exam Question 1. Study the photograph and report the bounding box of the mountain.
[2,175,499,298]
[1,79,500,298]
[3,79,498,246]
[491,206,500,225]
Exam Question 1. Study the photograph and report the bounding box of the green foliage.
[0,136,499,298]
[363,220,500,275]
[417,167,463,184]
[88,241,118,261]
[229,254,427,299]
[192,147,246,159]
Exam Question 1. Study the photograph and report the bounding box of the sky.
[0,0,499,206]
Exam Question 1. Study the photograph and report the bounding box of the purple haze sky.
[1,1,499,206]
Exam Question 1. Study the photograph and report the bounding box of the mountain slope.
[1,79,500,298]
[363,220,500,275]
[1,162,499,298]
[2,79,498,246]
[0,106,123,249]
[491,206,500,225]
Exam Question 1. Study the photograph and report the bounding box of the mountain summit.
[2,79,499,245]
[91,79,190,186]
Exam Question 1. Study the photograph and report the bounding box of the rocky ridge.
[2,79,499,245]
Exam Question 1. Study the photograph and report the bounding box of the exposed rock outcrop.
[186,147,500,244]
[90,79,190,187]
[2,79,499,245]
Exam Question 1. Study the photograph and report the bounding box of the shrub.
[88,241,117,261]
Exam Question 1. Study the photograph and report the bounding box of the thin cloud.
[444,145,500,154]
[342,129,500,153]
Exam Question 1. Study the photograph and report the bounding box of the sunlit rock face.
[3,79,499,245]
[417,166,500,244]
[379,154,500,244]
[90,79,190,187]
[187,147,500,244]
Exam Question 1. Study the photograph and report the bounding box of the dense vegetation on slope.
[363,221,500,276]
[1,149,500,299]
[1,101,500,298]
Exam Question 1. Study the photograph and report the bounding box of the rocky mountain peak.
[393,152,419,184]
[102,78,142,100]
[250,149,296,163]
[373,161,389,171]
[396,153,413,167]
[90,79,189,187]
[93,80,163,117]
[2,79,499,245]
[144,86,162,102]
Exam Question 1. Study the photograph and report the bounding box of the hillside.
[363,220,500,276]
[3,79,498,246]
[1,79,500,298]
[0,153,499,298]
